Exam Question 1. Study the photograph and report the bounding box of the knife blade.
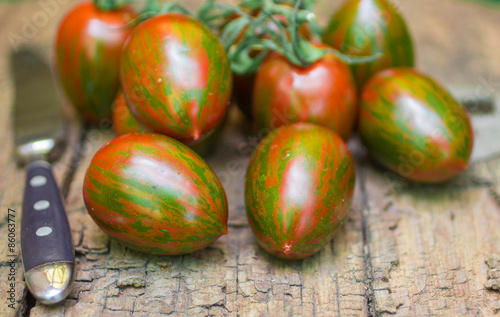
[12,48,74,305]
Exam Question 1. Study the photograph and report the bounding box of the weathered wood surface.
[0,0,499,316]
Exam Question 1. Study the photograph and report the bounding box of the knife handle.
[21,161,74,304]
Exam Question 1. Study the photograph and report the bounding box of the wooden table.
[1,0,500,316]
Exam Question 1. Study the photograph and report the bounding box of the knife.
[12,48,74,305]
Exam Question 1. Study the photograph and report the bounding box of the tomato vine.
[198,0,380,75]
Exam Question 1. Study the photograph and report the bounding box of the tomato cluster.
[56,0,473,259]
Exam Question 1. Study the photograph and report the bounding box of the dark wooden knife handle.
[21,161,74,272]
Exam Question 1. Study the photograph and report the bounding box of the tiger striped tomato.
[120,13,232,143]
[322,0,414,87]
[83,133,228,255]
[253,48,357,140]
[359,68,474,183]
[56,1,136,124]
[245,123,355,259]
[112,91,148,136]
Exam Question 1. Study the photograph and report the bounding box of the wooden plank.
[30,107,368,316]
[361,160,500,316]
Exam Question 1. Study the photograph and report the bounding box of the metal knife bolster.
[21,161,74,303]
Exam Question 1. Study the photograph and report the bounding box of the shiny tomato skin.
[322,0,414,87]
[253,49,357,140]
[83,133,228,255]
[359,68,473,183]
[245,123,355,259]
[56,1,135,125]
[120,13,232,143]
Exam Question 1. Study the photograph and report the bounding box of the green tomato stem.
[141,0,190,16]
[199,0,381,75]
[94,0,120,11]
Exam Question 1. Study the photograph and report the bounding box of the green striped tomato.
[359,68,474,183]
[322,0,414,87]
[253,49,357,140]
[120,13,232,143]
[245,123,355,259]
[83,133,228,255]
[56,1,136,124]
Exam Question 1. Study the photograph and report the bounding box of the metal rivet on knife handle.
[36,227,53,237]
[30,175,48,187]
[33,200,50,211]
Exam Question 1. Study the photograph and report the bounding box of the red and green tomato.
[253,48,357,140]
[245,123,355,259]
[56,1,136,124]
[322,0,414,87]
[359,68,474,183]
[120,13,232,143]
[83,133,228,255]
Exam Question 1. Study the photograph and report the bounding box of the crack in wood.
[488,186,500,208]
[235,238,241,300]
[359,165,376,317]
[335,272,341,317]
[330,239,342,317]
[182,255,189,316]
[312,287,316,317]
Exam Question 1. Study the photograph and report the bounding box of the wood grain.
[0,0,499,316]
